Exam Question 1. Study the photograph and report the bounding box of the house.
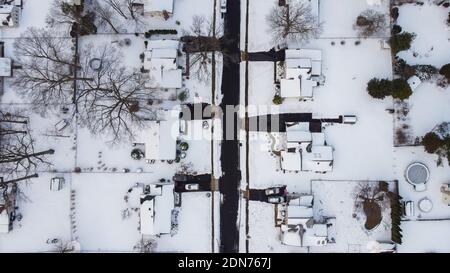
[144,39,183,89]
[140,184,175,236]
[141,0,175,17]
[0,1,21,27]
[280,194,336,247]
[135,109,181,161]
[280,49,323,100]
[280,122,334,173]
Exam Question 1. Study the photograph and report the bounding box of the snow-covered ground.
[397,220,450,253]
[397,2,450,67]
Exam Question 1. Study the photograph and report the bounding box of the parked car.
[185,183,200,191]
[220,0,227,13]
[267,196,285,204]
[265,187,283,196]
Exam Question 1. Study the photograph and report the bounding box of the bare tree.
[354,9,387,37]
[89,0,121,33]
[183,15,221,83]
[76,43,156,143]
[133,238,157,253]
[87,0,147,33]
[0,111,54,186]
[12,27,80,109]
[266,1,321,44]
[46,0,97,35]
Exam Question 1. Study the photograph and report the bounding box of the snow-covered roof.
[135,109,180,160]
[280,150,301,171]
[144,39,182,89]
[281,49,322,98]
[302,146,333,172]
[143,0,174,14]
[140,184,174,236]
[0,57,11,77]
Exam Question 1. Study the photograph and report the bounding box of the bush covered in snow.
[367,78,392,99]
[439,63,450,82]
[391,78,412,100]
[272,94,283,105]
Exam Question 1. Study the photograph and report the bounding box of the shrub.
[422,132,443,153]
[413,64,438,81]
[272,94,283,105]
[391,7,399,20]
[367,78,392,99]
[355,10,387,37]
[391,24,402,35]
[178,90,189,102]
[389,32,415,54]
[439,63,450,81]
[391,78,412,100]
[447,12,450,26]
[394,58,416,79]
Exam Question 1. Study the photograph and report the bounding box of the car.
[265,187,282,196]
[220,0,227,13]
[267,196,285,204]
[185,183,200,191]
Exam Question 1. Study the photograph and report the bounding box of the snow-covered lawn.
[407,83,450,138]
[397,2,450,67]
[0,173,72,252]
[397,220,450,253]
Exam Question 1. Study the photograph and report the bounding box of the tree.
[354,9,387,37]
[422,132,443,154]
[267,1,321,44]
[87,0,147,33]
[12,27,80,108]
[46,0,97,35]
[183,15,221,83]
[391,78,412,100]
[0,111,54,186]
[366,78,392,99]
[76,43,156,142]
[439,63,450,82]
[89,0,121,33]
[389,32,415,54]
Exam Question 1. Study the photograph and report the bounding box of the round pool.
[405,162,430,186]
